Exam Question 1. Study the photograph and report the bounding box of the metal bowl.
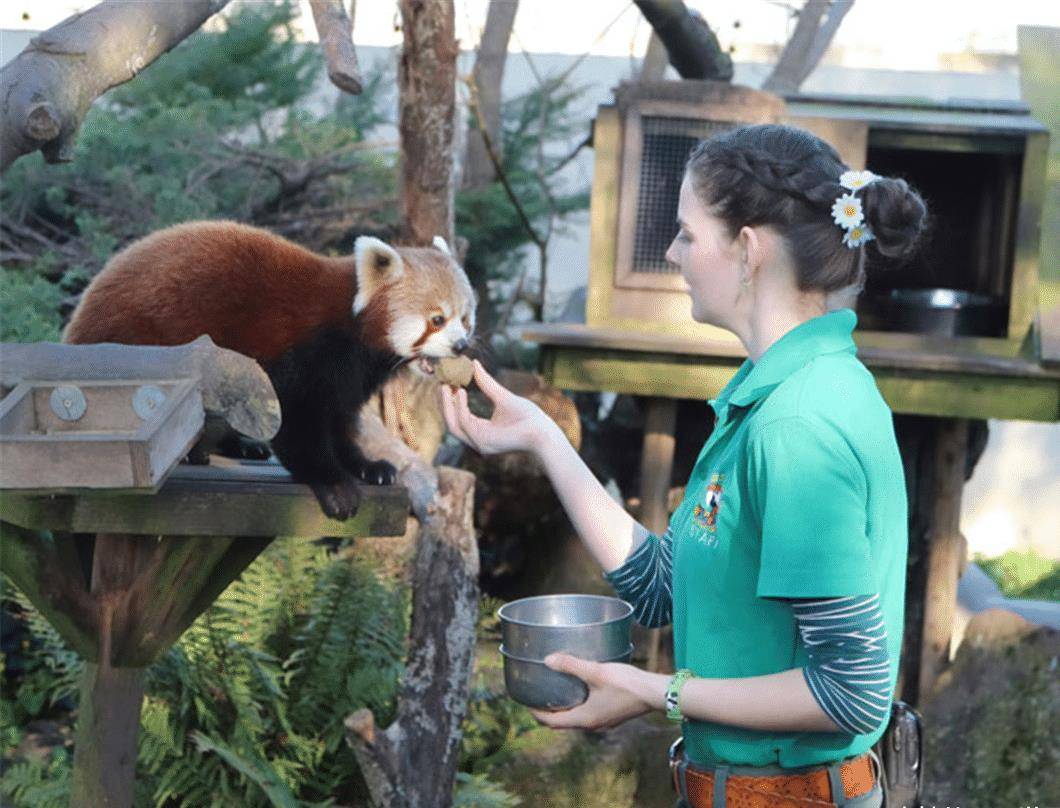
[857,287,1006,337]
[500,643,634,710]
[497,594,634,660]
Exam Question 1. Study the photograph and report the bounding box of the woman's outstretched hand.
[438,359,558,456]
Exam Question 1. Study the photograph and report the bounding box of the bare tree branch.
[464,0,519,188]
[463,75,544,252]
[0,0,231,173]
[640,32,670,81]
[308,0,363,95]
[633,0,734,80]
[762,0,854,93]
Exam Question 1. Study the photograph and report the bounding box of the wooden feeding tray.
[0,379,203,490]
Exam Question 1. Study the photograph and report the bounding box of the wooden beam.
[0,465,409,537]
[539,347,1060,421]
[0,521,99,659]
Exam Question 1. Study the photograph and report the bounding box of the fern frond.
[191,731,300,808]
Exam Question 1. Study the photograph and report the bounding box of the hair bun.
[861,177,928,259]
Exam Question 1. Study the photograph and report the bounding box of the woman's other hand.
[528,654,655,731]
[438,359,559,456]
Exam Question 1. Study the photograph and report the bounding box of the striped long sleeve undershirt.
[603,538,891,735]
[603,528,674,629]
[790,594,892,735]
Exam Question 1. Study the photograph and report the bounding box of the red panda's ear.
[353,236,404,315]
[431,235,453,257]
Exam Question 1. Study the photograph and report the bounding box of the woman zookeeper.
[439,123,928,808]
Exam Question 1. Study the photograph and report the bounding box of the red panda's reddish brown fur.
[63,219,477,520]
[63,220,384,360]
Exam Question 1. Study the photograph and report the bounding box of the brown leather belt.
[669,738,881,807]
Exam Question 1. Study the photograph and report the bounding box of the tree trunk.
[346,8,478,802]
[464,0,519,189]
[762,0,854,94]
[345,434,478,807]
[633,0,733,81]
[0,0,231,173]
[397,0,458,246]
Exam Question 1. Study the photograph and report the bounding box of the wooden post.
[917,418,969,703]
[70,662,145,808]
[639,397,677,673]
[1,460,410,807]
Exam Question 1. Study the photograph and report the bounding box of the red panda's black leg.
[267,394,363,520]
[264,326,402,520]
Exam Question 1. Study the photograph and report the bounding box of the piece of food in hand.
[435,355,474,387]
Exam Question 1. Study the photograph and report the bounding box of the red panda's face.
[353,236,477,378]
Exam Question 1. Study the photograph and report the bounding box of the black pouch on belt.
[872,700,923,808]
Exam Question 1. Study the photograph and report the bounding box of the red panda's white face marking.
[354,237,477,377]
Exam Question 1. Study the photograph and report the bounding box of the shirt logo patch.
[691,473,724,547]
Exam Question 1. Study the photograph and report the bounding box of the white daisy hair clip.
[832,169,881,248]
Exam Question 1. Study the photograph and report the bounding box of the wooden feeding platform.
[0,378,204,490]
[0,339,411,808]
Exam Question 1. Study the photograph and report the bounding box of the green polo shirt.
[670,307,907,768]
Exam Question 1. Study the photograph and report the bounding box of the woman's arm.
[533,425,653,572]
[534,593,892,736]
[529,655,844,733]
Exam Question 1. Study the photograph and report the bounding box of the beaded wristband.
[665,668,694,722]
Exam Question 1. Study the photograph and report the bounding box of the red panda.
[64,220,477,519]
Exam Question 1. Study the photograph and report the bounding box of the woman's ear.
[738,225,765,272]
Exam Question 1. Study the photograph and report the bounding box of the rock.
[918,615,1060,807]
[485,715,679,808]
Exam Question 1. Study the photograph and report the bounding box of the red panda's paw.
[353,458,398,487]
[310,479,362,521]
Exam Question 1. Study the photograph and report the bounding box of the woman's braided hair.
[685,124,928,294]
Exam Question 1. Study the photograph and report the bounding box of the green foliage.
[0,0,395,299]
[453,771,523,807]
[456,78,592,304]
[457,596,535,803]
[0,270,65,342]
[0,748,71,808]
[1,539,408,807]
[974,550,1060,601]
[963,649,1060,806]
[107,1,318,113]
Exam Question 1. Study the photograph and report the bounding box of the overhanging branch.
[0,0,231,173]
[307,0,364,95]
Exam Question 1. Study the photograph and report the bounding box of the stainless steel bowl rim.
[882,287,1000,309]
[496,594,634,628]
[499,643,635,665]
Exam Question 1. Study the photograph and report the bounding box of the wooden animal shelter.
[521,81,1060,707]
